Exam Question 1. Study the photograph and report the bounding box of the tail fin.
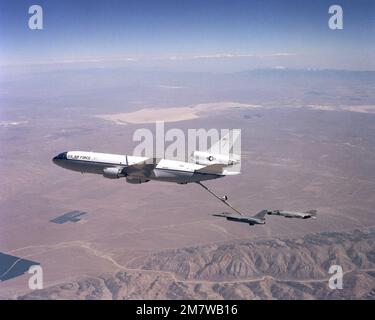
[208,129,241,157]
[304,210,317,216]
[254,209,268,220]
[304,209,317,219]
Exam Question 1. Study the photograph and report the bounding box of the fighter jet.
[267,209,317,219]
[212,210,268,226]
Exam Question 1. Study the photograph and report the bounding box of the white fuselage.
[52,151,227,184]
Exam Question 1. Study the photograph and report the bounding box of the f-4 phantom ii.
[267,209,317,219]
[212,210,268,226]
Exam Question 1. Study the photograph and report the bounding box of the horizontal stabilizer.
[195,163,227,174]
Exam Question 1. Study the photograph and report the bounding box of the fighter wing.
[253,209,268,220]
[195,163,227,174]
[212,212,260,226]
[124,158,159,178]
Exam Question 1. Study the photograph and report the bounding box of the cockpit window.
[55,152,67,160]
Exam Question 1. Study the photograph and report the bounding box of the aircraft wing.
[253,209,268,220]
[124,158,159,177]
[195,163,227,174]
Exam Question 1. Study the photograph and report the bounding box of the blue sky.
[0,0,374,70]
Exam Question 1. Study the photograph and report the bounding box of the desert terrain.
[0,68,375,299]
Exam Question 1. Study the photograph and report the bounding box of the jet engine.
[103,167,123,179]
[192,151,239,166]
[126,177,150,184]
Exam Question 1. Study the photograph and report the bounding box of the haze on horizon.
[0,0,374,72]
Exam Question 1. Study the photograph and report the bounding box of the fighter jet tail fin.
[254,209,268,220]
[304,209,317,216]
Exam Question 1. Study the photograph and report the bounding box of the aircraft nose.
[52,152,68,163]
